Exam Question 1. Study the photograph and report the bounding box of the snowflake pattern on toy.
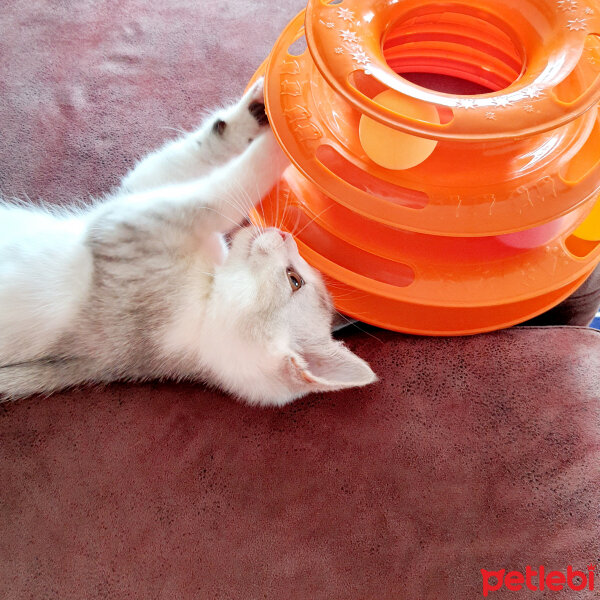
[524,104,535,112]
[585,7,594,14]
[337,7,355,22]
[340,29,359,43]
[318,5,375,71]
[491,96,514,108]
[351,50,370,66]
[458,99,477,109]
[485,112,496,120]
[324,10,372,71]
[558,0,579,11]
[567,17,588,30]
[524,86,543,99]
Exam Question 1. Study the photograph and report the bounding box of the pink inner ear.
[290,356,319,384]
[301,343,377,387]
[286,344,376,391]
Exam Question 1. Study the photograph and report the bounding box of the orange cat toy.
[251,0,600,335]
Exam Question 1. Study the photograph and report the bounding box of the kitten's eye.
[286,267,304,293]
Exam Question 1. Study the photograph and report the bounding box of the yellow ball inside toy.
[359,90,440,171]
[573,200,600,241]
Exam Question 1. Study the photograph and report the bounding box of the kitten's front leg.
[200,77,269,163]
[160,129,289,236]
[121,78,269,193]
[196,129,289,234]
[90,130,288,256]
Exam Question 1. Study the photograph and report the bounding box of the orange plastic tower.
[250,0,600,335]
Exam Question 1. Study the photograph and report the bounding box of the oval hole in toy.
[359,90,440,170]
[288,33,307,56]
[553,35,600,104]
[497,215,571,250]
[560,107,600,184]
[564,235,600,258]
[283,204,416,288]
[316,145,429,209]
[349,70,454,124]
[572,199,600,242]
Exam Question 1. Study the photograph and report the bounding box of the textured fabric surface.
[1,328,600,599]
[0,0,305,202]
[1,1,600,598]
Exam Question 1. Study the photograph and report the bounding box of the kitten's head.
[206,227,376,406]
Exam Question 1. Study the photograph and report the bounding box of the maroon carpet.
[0,0,305,203]
[2,328,599,598]
[1,0,600,598]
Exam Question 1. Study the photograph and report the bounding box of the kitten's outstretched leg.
[90,130,288,253]
[192,129,289,234]
[121,78,269,193]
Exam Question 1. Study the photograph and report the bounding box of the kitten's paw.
[246,76,266,106]
[246,77,268,127]
[248,99,268,127]
[208,78,270,153]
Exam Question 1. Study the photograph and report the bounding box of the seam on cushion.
[558,288,600,302]
[513,325,600,338]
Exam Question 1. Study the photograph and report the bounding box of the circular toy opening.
[382,6,525,94]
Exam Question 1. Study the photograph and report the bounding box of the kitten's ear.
[285,341,377,394]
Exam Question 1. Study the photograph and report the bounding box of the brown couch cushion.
[1,327,599,599]
[523,265,600,327]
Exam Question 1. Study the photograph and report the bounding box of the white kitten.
[0,78,376,406]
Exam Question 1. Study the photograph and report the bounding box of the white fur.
[0,206,91,364]
[0,79,376,405]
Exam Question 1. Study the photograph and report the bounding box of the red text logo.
[481,564,595,596]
